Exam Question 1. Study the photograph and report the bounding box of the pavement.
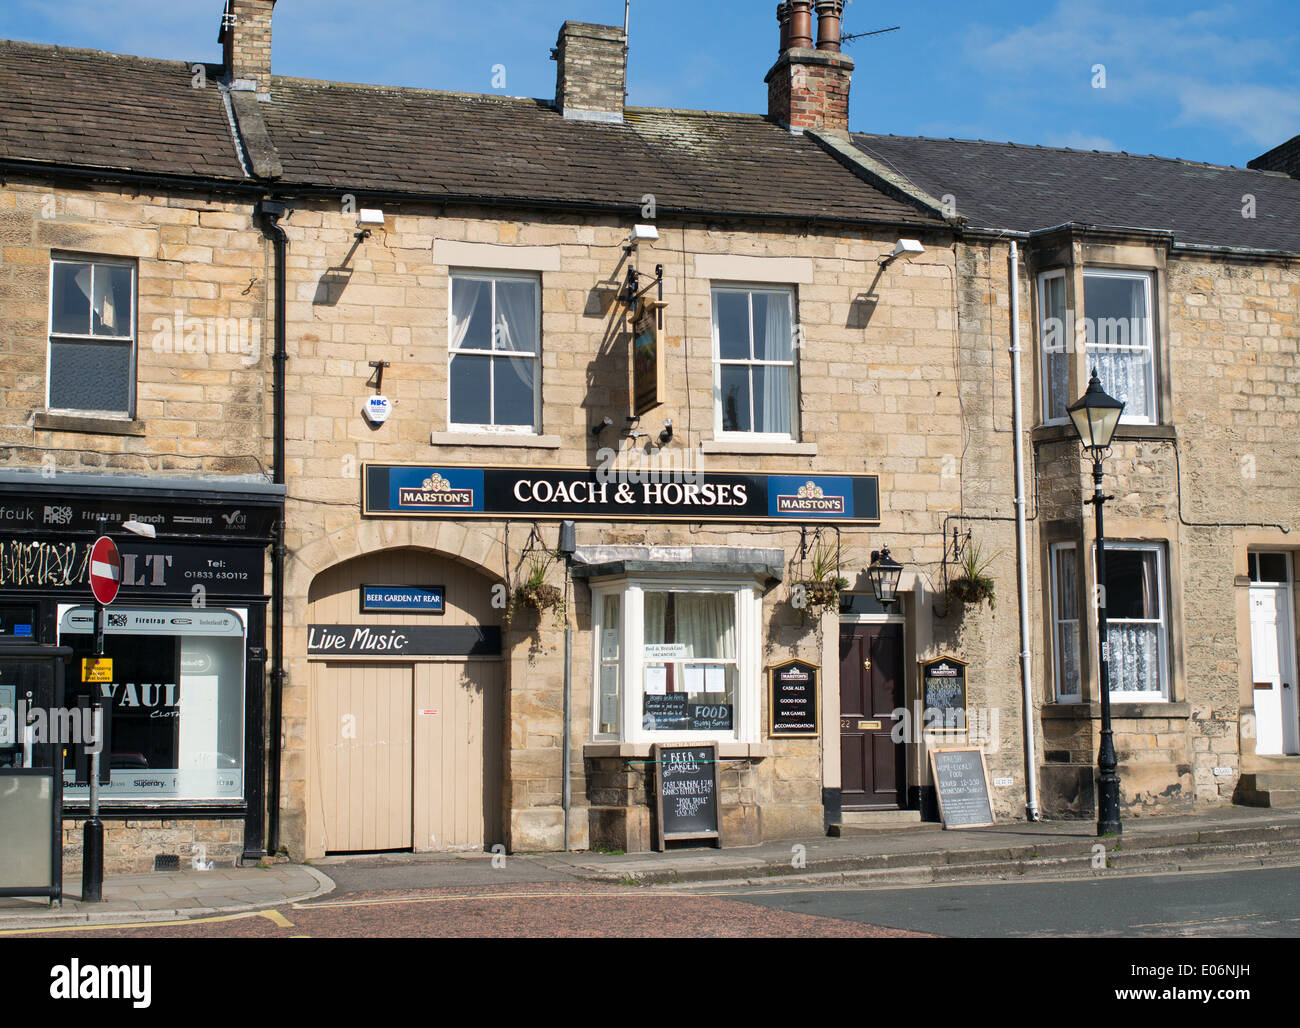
[2,806,1298,930]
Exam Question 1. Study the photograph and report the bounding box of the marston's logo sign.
[775,480,845,515]
[398,472,474,508]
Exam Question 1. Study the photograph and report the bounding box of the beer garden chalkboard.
[652,743,721,850]
[928,747,995,829]
[768,659,819,737]
[921,654,968,729]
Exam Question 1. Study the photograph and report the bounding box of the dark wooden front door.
[839,623,905,809]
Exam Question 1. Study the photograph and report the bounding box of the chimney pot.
[815,1,844,52]
[776,2,792,54]
[788,1,814,49]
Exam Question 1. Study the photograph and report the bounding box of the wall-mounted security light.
[591,416,614,436]
[121,520,156,539]
[357,209,385,228]
[879,238,924,265]
[624,223,659,253]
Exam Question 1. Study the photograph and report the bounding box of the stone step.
[1241,754,1300,774]
[1236,773,1300,808]
[829,809,925,835]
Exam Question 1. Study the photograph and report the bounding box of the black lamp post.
[867,546,903,609]
[1066,369,1126,836]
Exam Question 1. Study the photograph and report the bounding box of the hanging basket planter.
[947,538,997,612]
[795,576,849,615]
[505,544,567,629]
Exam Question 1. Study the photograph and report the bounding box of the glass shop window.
[58,607,246,803]
[641,590,737,733]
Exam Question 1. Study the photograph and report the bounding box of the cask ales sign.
[768,659,819,737]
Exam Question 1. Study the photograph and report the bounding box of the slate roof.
[853,133,1300,253]
[257,77,940,226]
[0,40,247,181]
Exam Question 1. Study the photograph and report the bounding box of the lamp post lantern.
[1066,369,1126,836]
[867,546,903,609]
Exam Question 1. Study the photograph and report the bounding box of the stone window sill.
[1042,701,1190,720]
[431,431,561,449]
[584,742,771,759]
[700,439,817,457]
[34,412,145,437]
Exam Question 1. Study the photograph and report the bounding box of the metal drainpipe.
[1008,240,1041,821]
[258,198,289,853]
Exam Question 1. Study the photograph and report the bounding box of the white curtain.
[644,592,667,646]
[1107,549,1161,694]
[760,292,793,435]
[450,278,483,349]
[1088,275,1151,420]
[494,279,537,354]
[673,593,736,661]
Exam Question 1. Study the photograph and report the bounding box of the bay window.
[1039,268,1157,425]
[1049,541,1170,702]
[591,579,761,743]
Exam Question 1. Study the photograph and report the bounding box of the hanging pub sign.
[768,658,819,737]
[653,742,721,850]
[363,464,880,524]
[920,654,968,731]
[631,298,667,417]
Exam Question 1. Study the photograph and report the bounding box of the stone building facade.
[1,0,1297,880]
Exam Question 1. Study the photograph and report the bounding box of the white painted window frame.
[1094,540,1170,702]
[589,577,762,744]
[447,269,542,434]
[1050,542,1082,701]
[46,254,138,418]
[710,283,799,443]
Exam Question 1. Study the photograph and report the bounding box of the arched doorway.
[306,548,504,853]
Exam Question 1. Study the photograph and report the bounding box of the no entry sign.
[88,536,121,606]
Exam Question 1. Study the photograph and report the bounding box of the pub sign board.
[768,659,819,738]
[920,654,968,731]
[928,747,996,829]
[363,463,880,524]
[653,742,721,851]
[632,299,667,417]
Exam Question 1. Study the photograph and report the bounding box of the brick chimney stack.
[766,1,854,136]
[1249,134,1300,179]
[219,0,276,99]
[552,22,627,124]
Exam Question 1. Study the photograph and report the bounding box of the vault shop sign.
[363,464,880,524]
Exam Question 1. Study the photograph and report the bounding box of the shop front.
[0,471,282,874]
[353,461,929,852]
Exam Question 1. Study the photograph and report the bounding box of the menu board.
[653,743,721,850]
[928,748,995,829]
[921,655,968,728]
[642,694,733,731]
[769,659,819,737]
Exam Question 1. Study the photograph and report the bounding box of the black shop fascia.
[0,470,282,853]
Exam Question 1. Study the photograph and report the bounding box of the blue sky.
[3,0,1297,167]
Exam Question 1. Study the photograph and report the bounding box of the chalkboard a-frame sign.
[927,747,996,829]
[652,743,721,851]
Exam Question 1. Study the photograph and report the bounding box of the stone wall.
[61,817,245,878]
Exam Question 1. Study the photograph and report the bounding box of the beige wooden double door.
[313,660,502,853]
